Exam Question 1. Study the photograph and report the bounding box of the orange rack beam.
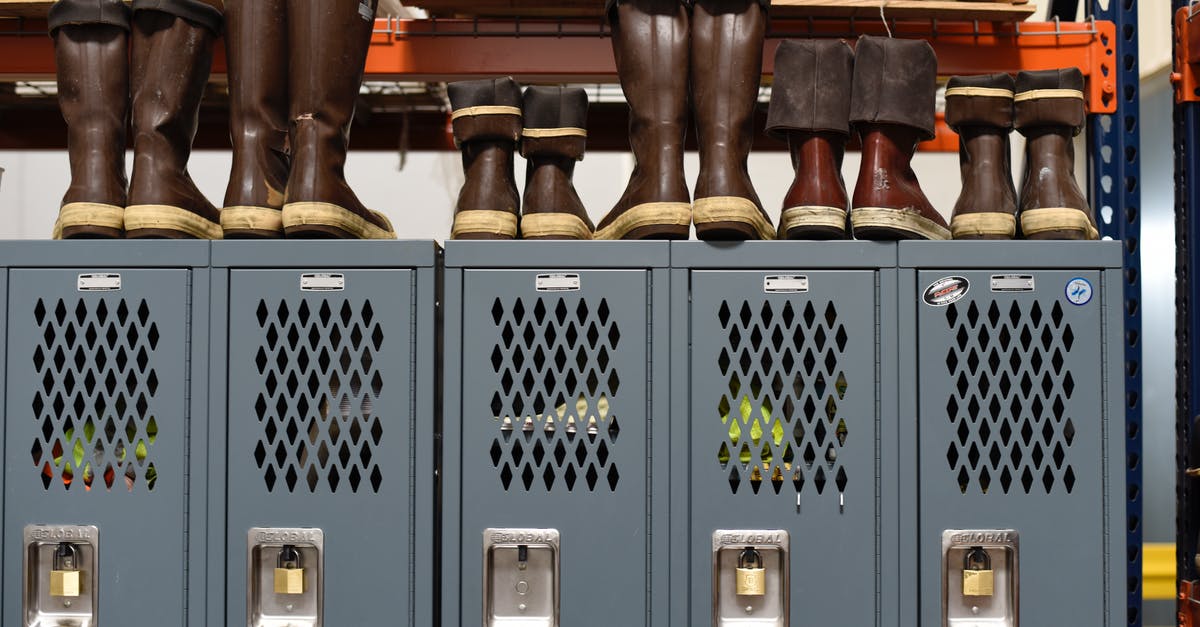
[1174,6,1200,104]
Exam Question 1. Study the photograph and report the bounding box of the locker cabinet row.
[0,240,1124,627]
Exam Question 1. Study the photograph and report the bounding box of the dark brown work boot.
[690,0,772,241]
[282,0,395,239]
[221,0,290,239]
[766,39,853,240]
[50,19,130,240]
[947,73,1018,240]
[520,86,595,240]
[447,78,522,240]
[1015,68,1098,240]
[124,9,222,239]
[849,36,949,241]
[594,0,691,240]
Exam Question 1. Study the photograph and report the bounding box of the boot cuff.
[849,36,937,140]
[132,0,224,34]
[945,73,1015,130]
[49,0,132,33]
[523,86,589,130]
[1014,69,1086,134]
[449,78,524,146]
[766,39,854,138]
[522,134,587,161]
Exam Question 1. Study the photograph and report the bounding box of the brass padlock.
[735,547,766,596]
[962,547,995,597]
[49,542,81,598]
[273,545,305,595]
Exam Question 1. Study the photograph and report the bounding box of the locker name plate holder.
[763,275,809,294]
[300,273,345,292]
[248,527,324,627]
[77,274,121,292]
[484,528,560,627]
[535,274,580,292]
[712,529,789,627]
[24,524,98,627]
[942,529,1019,627]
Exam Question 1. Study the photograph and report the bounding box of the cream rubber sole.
[1020,208,1099,240]
[520,213,593,240]
[851,207,951,241]
[51,202,125,239]
[450,210,518,239]
[125,204,223,239]
[282,202,396,239]
[593,202,692,240]
[693,196,776,240]
[779,206,848,236]
[221,206,283,235]
[950,212,1017,239]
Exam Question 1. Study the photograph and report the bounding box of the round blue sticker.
[1065,277,1093,306]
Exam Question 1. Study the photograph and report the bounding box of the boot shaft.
[783,131,847,208]
[850,35,937,140]
[945,73,1017,217]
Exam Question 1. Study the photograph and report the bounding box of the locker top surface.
[671,240,896,268]
[0,240,209,267]
[899,241,1123,269]
[444,240,670,268]
[212,240,441,268]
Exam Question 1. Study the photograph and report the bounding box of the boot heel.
[950,212,1017,240]
[693,197,776,241]
[282,202,396,240]
[779,206,848,240]
[125,204,223,239]
[1020,208,1099,241]
[221,206,284,239]
[520,213,593,240]
[851,207,952,241]
[449,210,519,240]
[593,202,692,241]
[53,202,126,240]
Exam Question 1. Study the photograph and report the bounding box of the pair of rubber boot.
[221,0,394,239]
[947,69,1098,240]
[595,0,773,241]
[50,0,223,239]
[448,79,594,240]
[768,36,946,241]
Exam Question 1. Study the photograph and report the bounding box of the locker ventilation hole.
[253,299,385,493]
[489,297,621,492]
[716,300,850,499]
[944,300,1077,495]
[31,298,161,491]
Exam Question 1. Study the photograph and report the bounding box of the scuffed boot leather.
[947,73,1018,240]
[221,0,290,238]
[520,86,594,240]
[766,39,853,240]
[848,35,949,241]
[448,77,523,240]
[1015,68,1098,240]
[282,0,395,239]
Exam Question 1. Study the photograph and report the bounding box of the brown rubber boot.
[221,0,290,238]
[281,0,395,239]
[447,78,523,240]
[947,73,1018,240]
[520,86,595,240]
[1014,68,1098,240]
[124,8,222,239]
[848,36,949,241]
[766,39,853,240]
[594,0,691,240]
[50,19,130,240]
[690,0,772,241]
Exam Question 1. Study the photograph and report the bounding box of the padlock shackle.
[963,547,991,571]
[277,544,303,570]
[53,542,78,570]
[737,546,764,570]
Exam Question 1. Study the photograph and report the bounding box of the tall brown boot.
[766,39,853,240]
[690,0,772,241]
[447,78,522,240]
[281,0,395,240]
[594,0,691,240]
[848,36,949,241]
[124,8,222,239]
[520,86,594,240]
[221,0,289,238]
[1015,68,1098,240]
[49,3,131,240]
[946,73,1018,240]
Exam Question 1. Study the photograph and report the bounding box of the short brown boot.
[947,73,1018,240]
[766,39,853,240]
[1015,68,1098,240]
[848,36,949,241]
[520,86,594,240]
[690,0,773,241]
[221,0,290,238]
[594,0,692,240]
[50,18,131,240]
[124,8,222,239]
[447,78,522,240]
[282,0,395,240]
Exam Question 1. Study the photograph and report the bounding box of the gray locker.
[0,241,210,627]
[209,241,438,627]
[671,242,900,627]
[900,242,1125,627]
[442,241,671,627]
